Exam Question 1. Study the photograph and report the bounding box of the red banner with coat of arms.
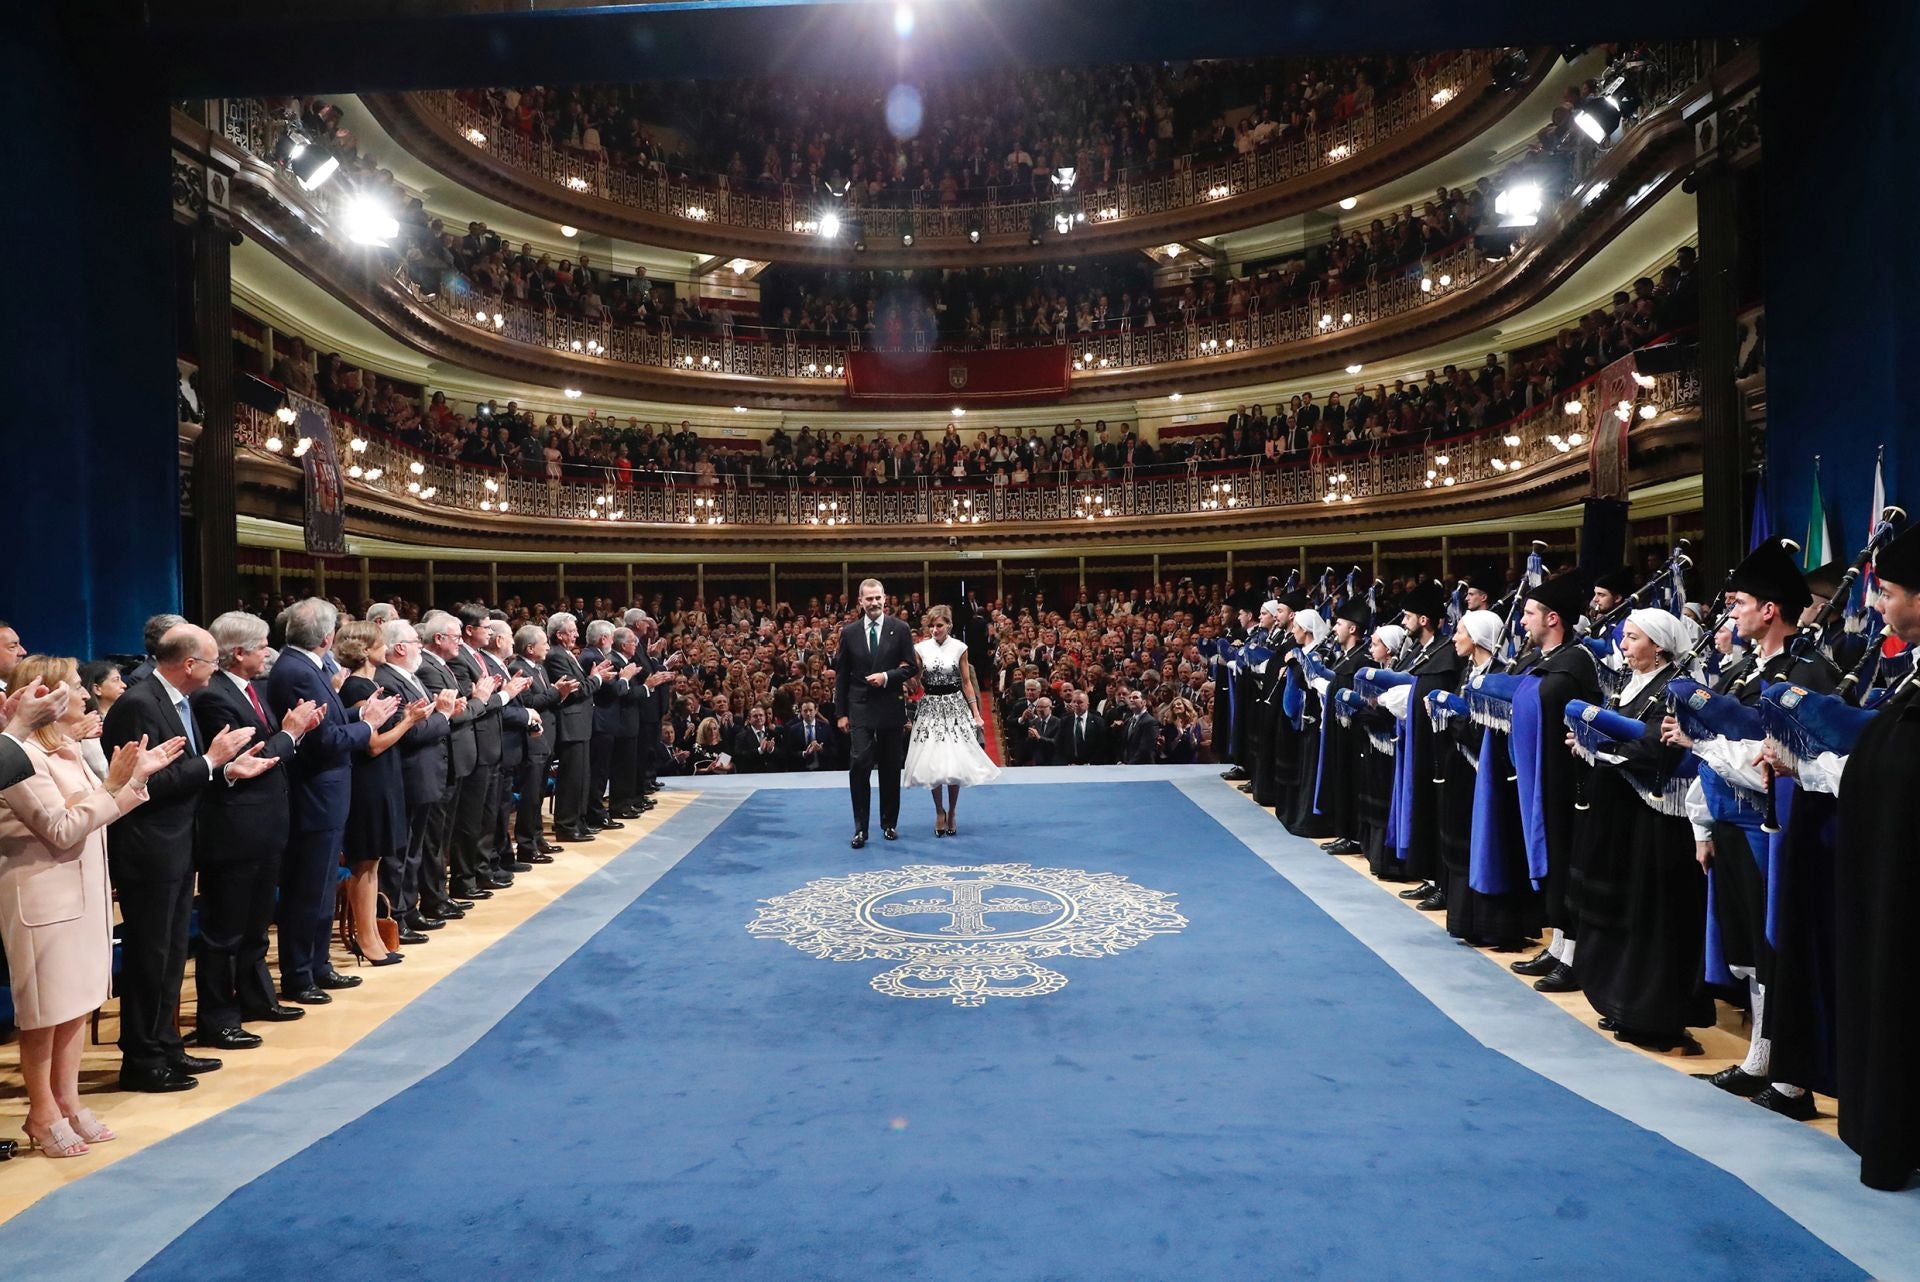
[844,347,1071,404]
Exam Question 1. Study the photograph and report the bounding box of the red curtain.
[845,347,1071,404]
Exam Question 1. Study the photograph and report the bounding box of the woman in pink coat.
[0,656,181,1158]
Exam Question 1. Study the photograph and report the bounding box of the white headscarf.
[1372,623,1409,661]
[1459,609,1506,658]
[1293,611,1329,647]
[1626,608,1690,661]
[1262,600,1284,621]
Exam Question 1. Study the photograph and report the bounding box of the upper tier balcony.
[354,49,1550,267]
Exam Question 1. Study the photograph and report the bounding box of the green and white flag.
[1804,461,1831,571]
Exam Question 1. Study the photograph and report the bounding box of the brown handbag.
[335,885,402,953]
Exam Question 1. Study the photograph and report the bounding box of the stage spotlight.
[893,3,914,38]
[1573,96,1623,144]
[286,137,338,191]
[819,210,842,238]
[342,195,400,246]
[1053,211,1072,235]
[1050,167,1077,193]
[1494,181,1543,228]
[967,222,982,244]
[1338,197,1358,211]
[898,214,915,247]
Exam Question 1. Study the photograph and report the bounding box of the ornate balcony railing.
[232,360,1698,532]
[403,49,1500,242]
[408,236,1488,382]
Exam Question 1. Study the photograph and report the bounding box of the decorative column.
[1686,76,1762,586]
[177,141,241,620]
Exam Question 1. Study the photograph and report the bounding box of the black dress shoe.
[1325,838,1363,855]
[554,829,594,843]
[120,1065,198,1093]
[396,928,430,946]
[1237,783,1255,793]
[883,827,898,841]
[1510,949,1558,977]
[446,897,475,910]
[595,818,626,831]
[1398,882,1437,900]
[1692,1065,1769,1097]
[169,1052,223,1074]
[1752,1085,1819,1121]
[1598,1016,1620,1031]
[502,860,534,873]
[1415,892,1447,912]
[851,832,868,849]
[476,873,513,890]
[536,840,562,854]
[316,969,363,990]
[1221,767,1250,781]
[405,913,446,931]
[283,985,332,1005]
[195,1027,262,1050]
[614,806,646,820]
[1533,962,1580,993]
[242,1003,306,1022]
[525,852,555,865]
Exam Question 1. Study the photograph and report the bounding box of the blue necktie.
[868,620,879,653]
[176,697,199,754]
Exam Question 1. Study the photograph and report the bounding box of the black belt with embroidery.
[923,682,963,696]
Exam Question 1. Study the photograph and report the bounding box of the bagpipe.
[1464,671,1526,734]
[1667,676,1767,820]
[1425,689,1472,779]
[1332,686,1367,729]
[1352,666,1416,754]
[1759,683,1881,776]
[1564,697,1697,815]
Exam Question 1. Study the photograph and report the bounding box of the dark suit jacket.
[781,716,835,771]
[448,644,504,767]
[510,656,560,762]
[1053,711,1108,765]
[266,648,374,833]
[479,648,529,770]
[544,645,600,743]
[375,662,453,808]
[0,736,31,790]
[1120,711,1163,764]
[613,650,647,739]
[190,672,296,866]
[833,615,916,730]
[581,645,628,737]
[731,725,780,773]
[1026,714,1061,765]
[103,674,220,882]
[417,649,480,779]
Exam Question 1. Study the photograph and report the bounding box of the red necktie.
[245,682,268,727]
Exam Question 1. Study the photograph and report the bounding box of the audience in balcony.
[452,53,1440,206]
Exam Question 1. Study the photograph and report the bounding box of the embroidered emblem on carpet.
[747,863,1188,1006]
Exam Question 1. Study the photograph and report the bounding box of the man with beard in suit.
[834,578,916,847]
[1119,686,1162,763]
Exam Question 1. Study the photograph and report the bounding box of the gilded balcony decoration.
[222,357,1701,557]
[360,49,1547,265]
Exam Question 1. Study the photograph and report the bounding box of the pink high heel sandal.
[24,1117,90,1158]
[66,1107,116,1143]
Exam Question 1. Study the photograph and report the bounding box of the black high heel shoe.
[345,937,405,967]
[934,808,949,837]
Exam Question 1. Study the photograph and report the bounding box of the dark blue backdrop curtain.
[0,8,181,660]
[1764,0,1920,560]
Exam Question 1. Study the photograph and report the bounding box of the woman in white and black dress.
[904,605,1000,835]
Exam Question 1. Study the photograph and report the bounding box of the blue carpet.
[129,782,1861,1281]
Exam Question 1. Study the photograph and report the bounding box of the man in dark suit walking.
[267,599,398,1006]
[833,578,916,847]
[374,620,459,933]
[544,612,609,841]
[106,623,279,1091]
[192,612,321,1047]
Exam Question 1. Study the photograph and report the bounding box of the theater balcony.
[356,49,1551,268]
[196,357,1702,566]
[188,41,1742,411]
